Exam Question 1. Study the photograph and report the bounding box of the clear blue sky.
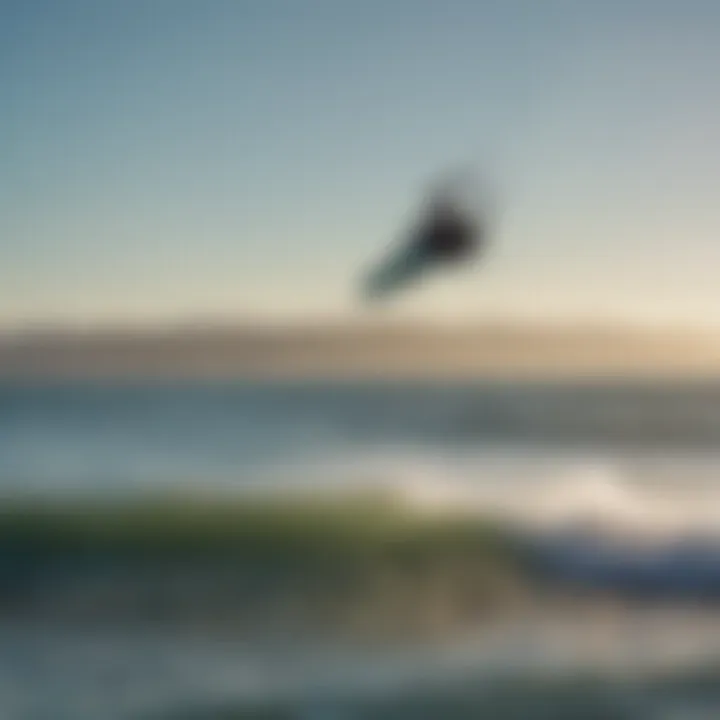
[4,0,720,328]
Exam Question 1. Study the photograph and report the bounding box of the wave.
[219,449,720,600]
[230,445,720,544]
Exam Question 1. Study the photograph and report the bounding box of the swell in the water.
[232,443,720,543]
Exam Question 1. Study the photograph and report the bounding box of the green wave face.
[0,493,528,643]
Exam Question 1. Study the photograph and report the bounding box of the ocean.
[3,379,720,718]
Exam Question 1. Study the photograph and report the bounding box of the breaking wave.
[238,443,720,544]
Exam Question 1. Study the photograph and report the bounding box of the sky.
[4,0,720,329]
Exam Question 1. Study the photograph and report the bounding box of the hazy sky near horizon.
[4,0,720,327]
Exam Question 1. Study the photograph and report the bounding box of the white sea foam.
[233,444,720,545]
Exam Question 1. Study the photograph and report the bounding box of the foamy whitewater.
[5,380,720,539]
[3,380,720,718]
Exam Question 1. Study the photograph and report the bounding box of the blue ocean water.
[3,379,720,718]
[4,380,720,526]
[4,379,720,484]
